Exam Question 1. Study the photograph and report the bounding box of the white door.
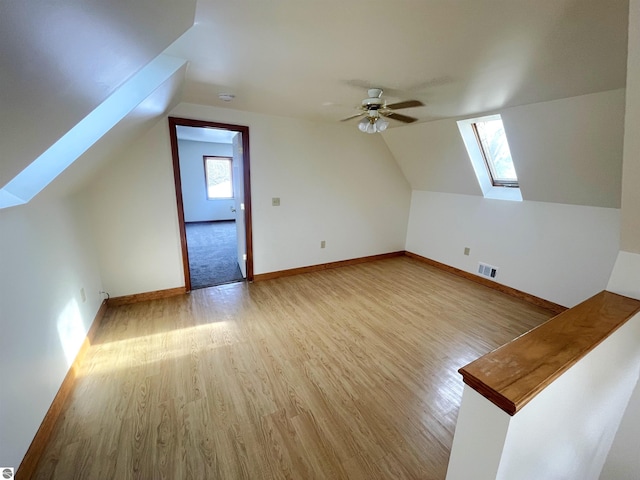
[232,133,247,278]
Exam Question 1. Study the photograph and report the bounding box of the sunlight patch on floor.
[77,320,233,376]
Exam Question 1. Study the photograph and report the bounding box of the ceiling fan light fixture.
[366,121,377,134]
[344,87,422,132]
[358,116,388,134]
[376,117,389,132]
[358,117,370,132]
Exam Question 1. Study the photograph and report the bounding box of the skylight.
[471,118,518,187]
[457,114,522,202]
[0,54,186,209]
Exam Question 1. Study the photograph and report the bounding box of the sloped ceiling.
[383,89,626,208]
[165,0,628,125]
[0,0,196,189]
[39,64,188,203]
[0,0,629,210]
[381,117,483,197]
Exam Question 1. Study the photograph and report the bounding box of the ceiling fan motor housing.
[362,88,385,110]
[340,87,421,125]
[362,98,384,109]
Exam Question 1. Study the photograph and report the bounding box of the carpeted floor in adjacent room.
[186,221,244,289]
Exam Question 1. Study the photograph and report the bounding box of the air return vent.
[478,262,498,279]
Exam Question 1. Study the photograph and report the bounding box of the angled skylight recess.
[0,54,186,209]
[457,114,522,202]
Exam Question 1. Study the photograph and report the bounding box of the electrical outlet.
[272,197,280,206]
[80,288,86,303]
[321,240,326,248]
[464,247,470,256]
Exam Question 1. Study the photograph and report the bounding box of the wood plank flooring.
[32,257,554,479]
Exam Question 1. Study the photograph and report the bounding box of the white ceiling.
[164,0,628,127]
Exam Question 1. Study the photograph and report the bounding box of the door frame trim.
[168,116,254,291]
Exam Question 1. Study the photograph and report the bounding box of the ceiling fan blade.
[340,112,365,122]
[383,112,418,123]
[386,100,424,110]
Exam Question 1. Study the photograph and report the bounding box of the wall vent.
[478,262,499,279]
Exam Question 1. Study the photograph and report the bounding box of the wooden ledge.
[459,291,640,415]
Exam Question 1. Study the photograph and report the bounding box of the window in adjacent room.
[457,114,522,202]
[204,156,233,199]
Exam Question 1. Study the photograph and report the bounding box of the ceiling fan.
[341,88,424,133]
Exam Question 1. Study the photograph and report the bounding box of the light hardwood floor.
[33,257,554,479]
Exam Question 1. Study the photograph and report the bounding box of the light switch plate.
[272,197,280,206]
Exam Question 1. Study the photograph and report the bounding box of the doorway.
[168,117,253,291]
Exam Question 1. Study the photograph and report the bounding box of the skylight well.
[457,114,522,202]
[0,54,187,209]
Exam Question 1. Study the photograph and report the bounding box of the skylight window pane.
[473,119,518,186]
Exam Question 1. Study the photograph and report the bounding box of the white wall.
[177,139,235,222]
[503,89,624,209]
[381,117,483,196]
[406,190,619,307]
[600,377,640,479]
[600,1,640,475]
[173,104,412,275]
[447,311,640,480]
[82,119,185,298]
[0,195,104,469]
[607,251,640,300]
[445,388,512,480]
[386,89,624,308]
[82,103,411,294]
